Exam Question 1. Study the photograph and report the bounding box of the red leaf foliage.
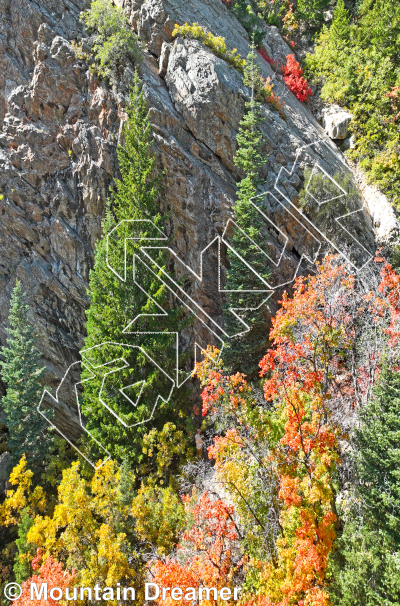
[196,254,400,606]
[150,491,240,605]
[282,54,312,102]
[14,549,75,606]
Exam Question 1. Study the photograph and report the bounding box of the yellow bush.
[172,23,246,72]
[0,456,46,526]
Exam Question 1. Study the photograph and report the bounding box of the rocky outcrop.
[0,0,380,440]
[0,451,11,495]
[322,104,352,140]
[259,24,292,66]
[0,0,117,435]
[350,161,400,243]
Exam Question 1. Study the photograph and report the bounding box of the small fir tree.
[235,47,265,201]
[224,46,271,375]
[0,282,52,474]
[330,0,350,44]
[14,508,34,584]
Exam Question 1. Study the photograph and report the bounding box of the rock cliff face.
[0,0,384,439]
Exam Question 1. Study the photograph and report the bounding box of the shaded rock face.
[0,0,118,437]
[0,451,11,495]
[0,0,378,439]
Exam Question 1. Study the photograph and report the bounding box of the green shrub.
[257,0,289,29]
[172,23,246,73]
[229,0,265,48]
[255,0,329,37]
[305,0,400,208]
[80,0,140,84]
[295,0,330,29]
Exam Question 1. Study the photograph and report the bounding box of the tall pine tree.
[354,363,400,544]
[0,282,52,474]
[328,362,400,605]
[223,46,271,375]
[81,72,190,465]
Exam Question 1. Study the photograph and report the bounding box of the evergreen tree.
[235,47,265,202]
[328,521,400,606]
[81,72,191,465]
[223,47,271,375]
[330,0,350,45]
[354,363,400,544]
[14,508,34,584]
[328,363,400,605]
[0,282,52,474]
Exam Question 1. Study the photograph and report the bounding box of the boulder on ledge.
[322,104,352,139]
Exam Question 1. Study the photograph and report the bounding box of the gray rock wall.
[0,0,378,439]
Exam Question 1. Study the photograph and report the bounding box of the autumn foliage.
[14,549,75,606]
[258,48,278,70]
[15,460,144,603]
[0,456,46,527]
[195,255,400,606]
[282,54,312,102]
[197,351,338,605]
[151,489,241,606]
[3,251,400,606]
